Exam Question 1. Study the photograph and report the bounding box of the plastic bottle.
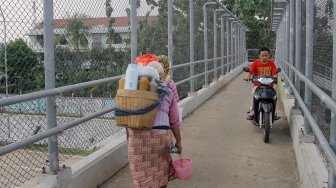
[150,78,158,92]
[137,63,145,76]
[125,64,139,90]
[118,75,125,89]
[138,76,150,91]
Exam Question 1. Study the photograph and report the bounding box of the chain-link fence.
[0,79,124,188]
[0,0,248,187]
[273,0,336,184]
[311,0,333,144]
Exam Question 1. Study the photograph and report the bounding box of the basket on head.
[115,89,158,129]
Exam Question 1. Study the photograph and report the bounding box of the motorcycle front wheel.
[263,112,272,143]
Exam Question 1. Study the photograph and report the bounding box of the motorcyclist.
[244,47,278,120]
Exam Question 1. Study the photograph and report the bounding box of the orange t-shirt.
[250,59,277,86]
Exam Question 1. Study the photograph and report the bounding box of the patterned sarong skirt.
[127,129,175,188]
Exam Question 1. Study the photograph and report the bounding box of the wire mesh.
[0,0,247,187]
[0,0,44,95]
[312,0,333,145]
[52,0,131,88]
[0,81,123,187]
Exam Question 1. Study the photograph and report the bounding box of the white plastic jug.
[125,64,139,90]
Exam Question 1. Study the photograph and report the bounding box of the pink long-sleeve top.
[152,86,180,130]
[166,79,180,103]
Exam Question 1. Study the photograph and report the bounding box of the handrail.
[279,61,336,173]
[278,59,336,114]
[0,57,248,155]
[0,75,122,107]
[0,106,116,156]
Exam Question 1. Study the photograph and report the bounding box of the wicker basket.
[115,89,158,129]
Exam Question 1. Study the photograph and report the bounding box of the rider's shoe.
[274,113,281,120]
[247,114,254,120]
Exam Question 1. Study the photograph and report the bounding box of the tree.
[105,0,116,48]
[221,0,275,49]
[0,39,43,94]
[65,13,89,53]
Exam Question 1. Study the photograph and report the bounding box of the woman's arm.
[169,93,182,154]
[171,127,182,154]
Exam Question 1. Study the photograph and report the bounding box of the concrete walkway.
[101,74,299,188]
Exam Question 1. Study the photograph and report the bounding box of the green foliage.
[65,13,89,52]
[221,0,275,49]
[0,39,43,94]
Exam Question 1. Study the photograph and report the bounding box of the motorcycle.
[243,66,281,143]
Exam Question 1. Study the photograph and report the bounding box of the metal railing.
[272,0,336,186]
[0,0,249,187]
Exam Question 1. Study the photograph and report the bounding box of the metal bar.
[130,0,137,64]
[295,0,301,108]
[330,1,336,186]
[0,6,8,95]
[214,10,218,80]
[168,0,173,64]
[175,62,244,86]
[203,5,208,85]
[203,2,217,85]
[304,0,313,134]
[220,15,226,75]
[190,0,195,93]
[235,24,239,68]
[211,0,249,31]
[230,21,237,70]
[213,10,226,80]
[281,60,336,114]
[0,76,122,107]
[289,0,295,89]
[170,57,225,69]
[227,18,232,72]
[331,0,336,152]
[238,25,240,67]
[286,3,290,75]
[279,62,336,175]
[0,107,116,156]
[43,0,59,172]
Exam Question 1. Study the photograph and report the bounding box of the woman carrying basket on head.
[127,60,182,188]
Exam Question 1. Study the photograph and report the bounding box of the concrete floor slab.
[101,74,299,188]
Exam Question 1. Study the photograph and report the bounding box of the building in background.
[28,16,155,53]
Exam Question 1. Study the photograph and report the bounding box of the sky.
[0,0,158,43]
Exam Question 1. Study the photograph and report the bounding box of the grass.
[1,141,94,156]
[25,144,95,156]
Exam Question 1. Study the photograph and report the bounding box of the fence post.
[213,10,219,81]
[304,0,313,135]
[220,15,225,75]
[285,2,290,76]
[203,5,208,86]
[203,2,216,86]
[329,0,336,186]
[235,24,239,69]
[130,0,137,64]
[43,0,59,173]
[227,18,233,72]
[289,0,295,90]
[294,0,301,108]
[189,0,195,93]
[331,0,336,152]
[230,21,237,70]
[168,0,174,76]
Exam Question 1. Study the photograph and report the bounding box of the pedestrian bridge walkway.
[101,74,299,188]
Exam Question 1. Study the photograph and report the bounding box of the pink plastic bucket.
[172,158,192,180]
